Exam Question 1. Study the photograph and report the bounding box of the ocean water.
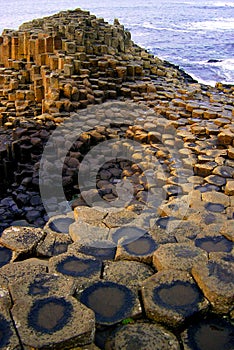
[0,0,233,86]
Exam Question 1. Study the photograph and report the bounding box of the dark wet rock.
[213,166,234,178]
[204,175,226,187]
[9,273,75,302]
[0,309,21,349]
[49,252,102,282]
[204,202,225,213]
[0,226,45,257]
[181,315,234,350]
[153,243,208,271]
[79,281,141,325]
[115,234,158,264]
[192,254,234,314]
[103,260,154,292]
[0,245,13,268]
[141,270,209,329]
[36,232,72,257]
[105,322,180,350]
[11,295,95,348]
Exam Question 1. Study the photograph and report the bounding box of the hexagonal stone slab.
[220,220,234,242]
[192,253,234,313]
[9,273,75,302]
[181,315,234,350]
[141,270,209,328]
[0,260,47,284]
[109,226,147,245]
[44,214,75,234]
[79,281,141,326]
[0,226,45,257]
[0,245,13,268]
[103,260,154,292]
[106,323,180,350]
[0,308,21,349]
[103,210,138,228]
[36,232,72,257]
[49,252,102,282]
[11,295,95,349]
[68,240,116,261]
[0,275,12,310]
[69,221,109,242]
[74,206,107,226]
[115,234,158,263]
[153,243,208,271]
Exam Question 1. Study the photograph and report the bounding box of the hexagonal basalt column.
[0,226,45,258]
[192,253,234,314]
[9,273,75,302]
[11,295,95,348]
[141,270,209,328]
[49,252,102,282]
[153,243,208,271]
[79,281,141,326]
[0,260,47,284]
[195,234,233,254]
[68,240,116,261]
[109,226,147,245]
[115,234,158,263]
[44,214,75,234]
[106,323,180,350]
[181,316,234,350]
[103,260,154,292]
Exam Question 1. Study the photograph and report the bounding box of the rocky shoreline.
[0,8,233,350]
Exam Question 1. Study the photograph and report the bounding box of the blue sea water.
[0,0,233,86]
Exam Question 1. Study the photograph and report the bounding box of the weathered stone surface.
[0,245,13,267]
[73,206,107,225]
[103,210,138,228]
[69,221,109,242]
[79,281,141,325]
[0,226,45,256]
[141,270,209,328]
[9,273,75,302]
[0,260,47,283]
[68,240,116,261]
[103,260,154,292]
[153,243,208,271]
[225,180,234,195]
[11,295,95,349]
[0,308,21,349]
[36,232,72,257]
[105,323,180,350]
[192,253,234,314]
[43,214,75,234]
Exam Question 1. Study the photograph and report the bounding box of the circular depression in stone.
[78,241,116,260]
[80,281,135,325]
[0,315,13,347]
[195,236,233,253]
[153,281,203,315]
[28,297,73,334]
[155,217,177,229]
[208,261,234,284]
[186,316,234,350]
[0,246,12,267]
[205,203,225,213]
[48,217,74,233]
[57,255,102,277]
[123,235,157,256]
[112,226,147,245]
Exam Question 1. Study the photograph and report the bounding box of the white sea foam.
[213,2,234,7]
[186,18,234,31]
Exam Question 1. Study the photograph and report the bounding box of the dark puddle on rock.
[28,297,73,334]
[57,256,101,277]
[155,216,177,229]
[29,274,58,296]
[153,281,203,315]
[49,217,74,233]
[208,261,234,283]
[0,246,12,267]
[78,241,116,260]
[195,236,233,253]
[174,247,199,259]
[123,234,157,256]
[185,316,234,350]
[195,184,220,193]
[0,315,13,347]
[205,203,225,213]
[80,281,135,325]
[112,226,147,245]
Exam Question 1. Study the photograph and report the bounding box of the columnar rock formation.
[0,8,233,350]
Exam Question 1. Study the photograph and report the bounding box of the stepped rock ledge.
[0,8,233,350]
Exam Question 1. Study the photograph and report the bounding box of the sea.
[0,0,233,86]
